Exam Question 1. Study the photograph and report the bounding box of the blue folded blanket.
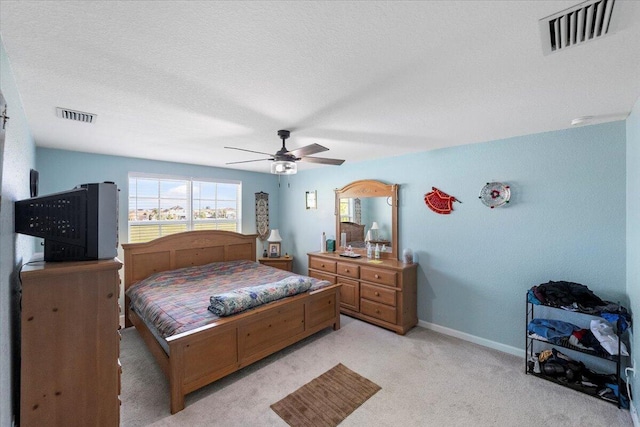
[209,276,313,316]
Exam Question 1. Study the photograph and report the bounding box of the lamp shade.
[267,229,282,242]
[370,222,379,241]
[271,161,297,175]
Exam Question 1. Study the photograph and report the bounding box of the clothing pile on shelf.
[528,318,629,357]
[527,348,628,408]
[528,280,631,332]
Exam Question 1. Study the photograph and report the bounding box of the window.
[128,174,241,243]
[339,198,352,222]
[339,197,361,223]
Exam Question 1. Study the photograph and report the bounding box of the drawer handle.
[321,264,325,267]
[376,309,380,313]
[374,274,380,279]
[345,269,350,273]
[375,292,380,296]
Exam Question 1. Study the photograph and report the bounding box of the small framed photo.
[305,190,317,209]
[268,242,281,258]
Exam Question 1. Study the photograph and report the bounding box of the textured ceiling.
[1,1,639,173]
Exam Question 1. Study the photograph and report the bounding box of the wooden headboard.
[122,230,258,286]
[340,221,365,243]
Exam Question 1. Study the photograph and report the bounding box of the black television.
[15,182,119,262]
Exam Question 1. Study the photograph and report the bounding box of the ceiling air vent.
[56,107,96,124]
[539,0,615,55]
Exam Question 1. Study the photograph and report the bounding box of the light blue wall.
[627,96,640,398]
[281,121,627,351]
[0,38,37,427]
[35,120,628,355]
[36,148,280,258]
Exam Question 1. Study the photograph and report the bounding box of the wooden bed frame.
[122,230,341,414]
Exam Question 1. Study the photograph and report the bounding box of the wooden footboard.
[128,283,340,414]
[122,231,341,414]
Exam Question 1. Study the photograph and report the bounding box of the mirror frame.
[335,179,398,260]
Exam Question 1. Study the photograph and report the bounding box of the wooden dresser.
[20,256,122,427]
[308,252,417,334]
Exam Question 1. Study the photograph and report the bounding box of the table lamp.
[370,222,379,241]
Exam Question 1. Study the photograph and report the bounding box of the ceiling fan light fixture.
[227,129,343,173]
[271,160,297,175]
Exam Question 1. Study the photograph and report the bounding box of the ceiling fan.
[225,130,345,175]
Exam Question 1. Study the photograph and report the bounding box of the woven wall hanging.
[255,192,270,240]
[424,187,461,215]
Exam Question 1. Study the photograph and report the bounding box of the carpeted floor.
[120,315,632,426]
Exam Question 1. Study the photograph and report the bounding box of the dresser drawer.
[336,262,359,279]
[361,267,397,287]
[361,299,396,324]
[309,270,337,284]
[361,283,395,307]
[309,257,337,273]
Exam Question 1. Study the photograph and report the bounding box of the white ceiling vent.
[539,0,615,55]
[56,107,96,123]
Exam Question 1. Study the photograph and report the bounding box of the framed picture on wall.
[268,242,281,258]
[305,190,317,209]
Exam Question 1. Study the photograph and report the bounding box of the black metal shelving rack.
[525,294,627,408]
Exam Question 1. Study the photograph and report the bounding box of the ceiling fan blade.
[287,143,329,158]
[226,158,273,165]
[300,156,345,165]
[225,146,274,156]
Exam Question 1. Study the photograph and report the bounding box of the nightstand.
[259,256,293,272]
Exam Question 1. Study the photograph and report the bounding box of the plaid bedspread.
[126,260,330,338]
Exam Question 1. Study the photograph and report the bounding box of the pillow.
[209,276,313,317]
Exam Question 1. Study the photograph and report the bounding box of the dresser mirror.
[335,179,398,259]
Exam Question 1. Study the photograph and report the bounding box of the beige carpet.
[120,315,632,426]
[270,363,381,426]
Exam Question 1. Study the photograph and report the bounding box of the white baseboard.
[628,364,639,427]
[417,320,523,358]
[631,400,640,427]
